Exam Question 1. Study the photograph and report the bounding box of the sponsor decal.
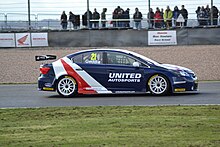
[43,87,54,91]
[85,60,101,64]
[174,88,186,92]
[108,73,142,82]
[45,83,53,87]
[148,30,177,45]
[115,91,136,93]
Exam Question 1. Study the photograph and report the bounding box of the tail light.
[40,66,50,74]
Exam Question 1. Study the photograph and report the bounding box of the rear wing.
[35,55,57,61]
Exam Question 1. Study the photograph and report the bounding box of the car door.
[71,51,110,92]
[103,51,145,93]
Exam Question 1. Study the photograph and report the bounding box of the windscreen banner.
[148,30,177,45]
[0,33,16,47]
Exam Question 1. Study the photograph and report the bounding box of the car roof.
[73,48,132,54]
[66,48,134,58]
[67,48,159,65]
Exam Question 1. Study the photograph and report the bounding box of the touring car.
[37,49,198,97]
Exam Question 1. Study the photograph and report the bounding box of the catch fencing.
[0,13,215,31]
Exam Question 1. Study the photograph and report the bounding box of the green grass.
[0,106,220,147]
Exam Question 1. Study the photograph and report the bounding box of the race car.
[37,49,198,97]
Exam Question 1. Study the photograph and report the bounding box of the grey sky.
[0,0,219,20]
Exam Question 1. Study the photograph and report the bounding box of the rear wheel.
[57,76,77,97]
[148,74,170,95]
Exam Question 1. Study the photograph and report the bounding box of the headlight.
[179,71,190,77]
[171,70,190,77]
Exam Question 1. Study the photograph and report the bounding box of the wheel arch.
[56,74,79,91]
[146,72,173,94]
[56,75,79,97]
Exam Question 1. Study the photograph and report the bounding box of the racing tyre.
[148,74,170,95]
[57,76,77,97]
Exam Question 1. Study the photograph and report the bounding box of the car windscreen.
[128,51,160,65]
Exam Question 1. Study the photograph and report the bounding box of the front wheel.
[148,74,170,95]
[57,76,77,97]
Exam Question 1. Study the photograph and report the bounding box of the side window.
[72,52,103,64]
[106,52,136,66]
[72,54,82,63]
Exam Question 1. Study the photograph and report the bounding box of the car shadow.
[46,92,200,99]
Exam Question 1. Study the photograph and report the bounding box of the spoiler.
[35,55,57,61]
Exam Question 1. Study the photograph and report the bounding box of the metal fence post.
[87,0,90,28]
[211,0,213,25]
[5,14,7,28]
[28,0,31,30]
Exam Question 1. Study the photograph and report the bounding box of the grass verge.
[0,106,220,147]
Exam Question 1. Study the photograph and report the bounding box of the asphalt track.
[0,82,220,108]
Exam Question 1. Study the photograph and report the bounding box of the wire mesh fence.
[1,0,220,31]
[0,13,219,31]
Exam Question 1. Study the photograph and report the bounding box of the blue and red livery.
[37,49,198,97]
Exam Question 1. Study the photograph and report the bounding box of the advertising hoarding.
[148,31,177,45]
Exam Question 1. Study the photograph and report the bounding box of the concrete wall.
[48,27,220,47]
[187,28,220,45]
[49,30,148,47]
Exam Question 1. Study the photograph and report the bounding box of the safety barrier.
[46,28,220,47]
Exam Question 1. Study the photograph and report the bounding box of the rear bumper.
[38,76,56,91]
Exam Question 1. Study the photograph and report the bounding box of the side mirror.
[133,62,140,67]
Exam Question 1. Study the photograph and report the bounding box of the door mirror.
[133,62,140,67]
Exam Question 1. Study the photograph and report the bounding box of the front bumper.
[172,76,198,92]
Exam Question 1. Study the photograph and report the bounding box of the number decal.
[90,53,97,61]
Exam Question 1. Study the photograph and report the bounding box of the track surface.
[0,82,220,108]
